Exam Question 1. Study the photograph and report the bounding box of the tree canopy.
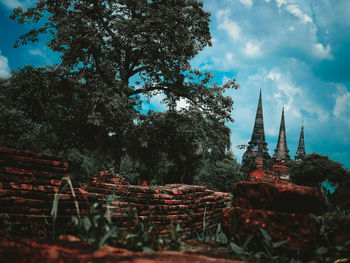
[0,0,240,184]
[10,0,236,121]
[290,153,348,189]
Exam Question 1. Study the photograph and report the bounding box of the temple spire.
[295,121,306,161]
[251,89,266,143]
[242,89,270,165]
[273,107,290,161]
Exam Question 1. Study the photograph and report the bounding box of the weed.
[228,227,302,263]
[3,213,12,238]
[195,206,228,243]
[51,176,80,239]
[312,212,350,262]
[72,202,119,250]
[167,222,186,251]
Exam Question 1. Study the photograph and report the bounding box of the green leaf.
[229,242,246,255]
[126,233,138,239]
[72,216,79,226]
[242,235,253,249]
[335,246,345,252]
[344,240,350,247]
[272,239,289,248]
[98,228,116,248]
[259,227,272,244]
[142,247,154,253]
[105,214,112,224]
[316,246,328,255]
[82,217,91,232]
[92,214,101,227]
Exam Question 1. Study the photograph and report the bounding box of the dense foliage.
[194,153,246,192]
[290,153,348,188]
[0,0,241,184]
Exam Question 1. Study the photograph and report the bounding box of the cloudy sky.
[0,0,350,168]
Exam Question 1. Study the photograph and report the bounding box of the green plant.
[313,212,350,262]
[51,176,80,239]
[118,205,164,252]
[228,228,301,263]
[122,221,163,253]
[167,222,186,251]
[72,202,119,250]
[255,227,291,262]
[228,235,254,263]
[105,190,121,206]
[195,206,210,242]
[3,213,13,238]
[214,223,228,243]
[195,206,228,243]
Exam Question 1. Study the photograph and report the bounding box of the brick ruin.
[1,146,350,262]
[222,181,326,247]
[0,147,231,238]
[248,158,290,183]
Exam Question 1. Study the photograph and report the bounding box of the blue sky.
[0,0,350,168]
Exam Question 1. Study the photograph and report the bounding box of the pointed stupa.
[273,107,290,161]
[251,89,266,144]
[242,90,270,165]
[295,121,306,161]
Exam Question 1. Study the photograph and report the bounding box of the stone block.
[222,206,319,247]
[233,181,326,215]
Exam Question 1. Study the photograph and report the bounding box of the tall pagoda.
[295,122,306,161]
[242,90,271,165]
[273,107,290,161]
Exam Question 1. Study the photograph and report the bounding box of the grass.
[51,176,80,239]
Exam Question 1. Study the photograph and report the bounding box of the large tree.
[10,0,234,120]
[290,153,348,189]
[3,0,238,180]
[125,108,233,184]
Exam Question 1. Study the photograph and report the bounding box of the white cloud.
[333,85,350,119]
[268,68,329,123]
[267,70,281,81]
[0,0,21,9]
[140,92,166,112]
[239,0,253,7]
[217,10,241,41]
[243,42,261,57]
[0,0,35,10]
[26,46,59,65]
[0,51,10,78]
[29,49,45,58]
[285,4,313,24]
[276,0,288,8]
[313,43,333,59]
[176,98,190,110]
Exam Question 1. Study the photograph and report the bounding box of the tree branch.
[128,85,168,96]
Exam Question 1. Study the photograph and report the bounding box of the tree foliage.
[1,0,239,183]
[10,0,236,121]
[193,152,246,193]
[126,109,232,184]
[290,153,348,189]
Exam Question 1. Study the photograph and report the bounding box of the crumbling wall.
[0,147,231,238]
[222,181,325,247]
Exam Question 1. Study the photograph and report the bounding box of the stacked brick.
[0,147,72,237]
[85,176,231,235]
[222,181,325,247]
[249,158,291,184]
[0,147,231,238]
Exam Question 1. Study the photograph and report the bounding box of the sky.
[0,0,350,168]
